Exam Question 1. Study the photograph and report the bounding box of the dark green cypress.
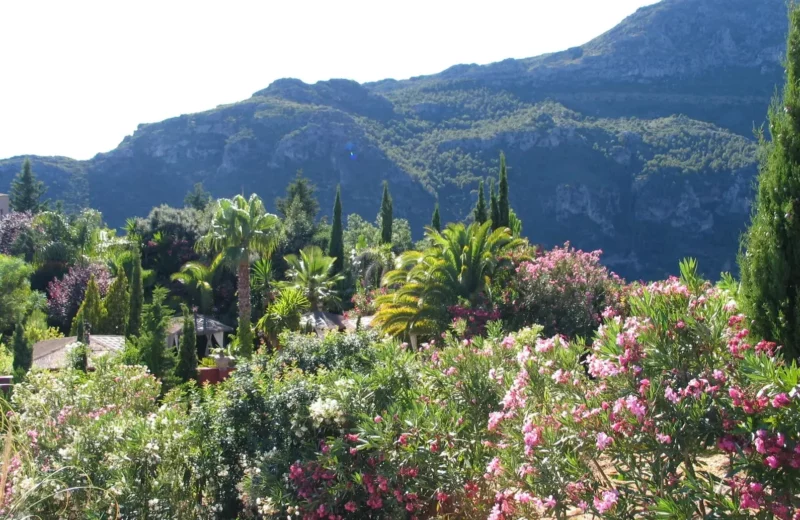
[12,322,32,375]
[740,4,800,360]
[380,181,393,244]
[498,152,510,228]
[490,179,500,229]
[10,158,48,213]
[431,203,441,232]
[126,250,144,338]
[473,180,488,224]
[328,185,344,273]
[175,306,198,383]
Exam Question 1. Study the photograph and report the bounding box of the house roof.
[32,335,126,370]
[167,314,234,336]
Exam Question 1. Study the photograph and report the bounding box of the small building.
[167,314,233,357]
[0,193,9,217]
[32,335,126,370]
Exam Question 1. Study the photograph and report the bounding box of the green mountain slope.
[0,0,786,279]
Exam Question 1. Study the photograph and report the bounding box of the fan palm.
[171,261,216,314]
[279,246,345,310]
[374,221,524,337]
[197,194,281,355]
[256,287,310,348]
[351,243,395,289]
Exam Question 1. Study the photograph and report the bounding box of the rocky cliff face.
[0,0,786,279]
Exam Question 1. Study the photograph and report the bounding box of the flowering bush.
[483,262,800,518]
[502,242,623,339]
[3,359,196,519]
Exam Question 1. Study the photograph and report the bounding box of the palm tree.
[171,261,216,315]
[256,287,310,348]
[279,246,345,310]
[251,258,274,310]
[351,243,395,289]
[374,221,524,337]
[197,194,281,356]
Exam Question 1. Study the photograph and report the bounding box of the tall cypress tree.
[380,181,393,244]
[431,203,441,232]
[740,4,800,361]
[498,152,510,228]
[328,185,344,274]
[12,322,32,375]
[175,306,198,383]
[102,270,130,335]
[473,180,488,224]
[127,250,144,338]
[489,179,500,229]
[71,275,105,335]
[137,287,173,379]
[10,158,47,213]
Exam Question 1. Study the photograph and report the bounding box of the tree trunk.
[237,258,253,357]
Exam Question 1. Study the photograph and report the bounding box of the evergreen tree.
[174,306,198,383]
[276,170,319,221]
[498,152,510,228]
[127,250,144,338]
[490,179,500,229]
[380,181,393,244]
[10,158,48,213]
[473,180,488,224]
[136,287,174,379]
[12,322,32,375]
[71,275,105,335]
[184,182,212,210]
[328,185,344,274]
[75,316,87,343]
[431,203,441,232]
[102,270,129,334]
[740,5,800,360]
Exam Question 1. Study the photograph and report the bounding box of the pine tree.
[473,180,488,224]
[498,152,510,228]
[72,319,89,371]
[71,275,105,335]
[12,322,32,375]
[174,306,198,383]
[328,185,344,274]
[102,270,130,334]
[380,181,393,244]
[10,158,47,213]
[75,316,87,343]
[127,250,144,338]
[184,182,212,210]
[431,203,441,232]
[489,179,500,229]
[740,5,800,361]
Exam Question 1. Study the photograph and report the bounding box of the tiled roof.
[32,335,126,370]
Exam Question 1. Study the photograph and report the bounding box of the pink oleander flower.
[373,415,383,423]
[485,457,503,479]
[656,433,672,444]
[593,490,618,513]
[596,432,613,451]
[772,393,791,408]
[344,501,357,512]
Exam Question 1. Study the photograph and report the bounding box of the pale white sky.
[0,0,658,160]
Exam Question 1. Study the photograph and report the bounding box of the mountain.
[0,0,788,279]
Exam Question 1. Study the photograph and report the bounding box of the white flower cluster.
[308,397,344,427]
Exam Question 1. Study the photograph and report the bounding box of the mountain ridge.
[0,0,787,279]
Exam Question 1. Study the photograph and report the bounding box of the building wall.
[0,194,8,217]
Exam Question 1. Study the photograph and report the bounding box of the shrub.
[46,263,111,330]
[503,242,623,339]
[4,359,196,519]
